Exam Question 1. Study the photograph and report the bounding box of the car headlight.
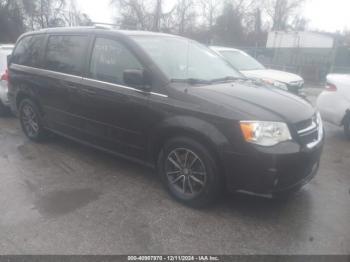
[273,81,288,90]
[262,79,288,91]
[240,121,292,146]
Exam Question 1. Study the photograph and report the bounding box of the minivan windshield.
[219,50,265,71]
[132,36,242,83]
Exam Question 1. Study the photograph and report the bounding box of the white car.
[317,74,350,138]
[210,46,305,96]
[0,44,14,116]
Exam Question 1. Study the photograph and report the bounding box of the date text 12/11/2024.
[128,256,220,261]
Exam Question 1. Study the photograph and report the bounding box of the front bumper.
[287,81,305,97]
[222,138,324,194]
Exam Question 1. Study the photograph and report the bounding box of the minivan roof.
[20,27,180,39]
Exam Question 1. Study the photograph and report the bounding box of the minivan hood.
[188,82,314,124]
[241,69,303,84]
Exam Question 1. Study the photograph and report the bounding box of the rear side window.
[12,35,44,67]
[89,38,143,86]
[45,35,88,76]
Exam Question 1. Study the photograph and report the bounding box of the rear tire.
[19,98,48,142]
[158,136,223,208]
[344,113,350,140]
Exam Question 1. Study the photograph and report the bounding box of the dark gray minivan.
[8,27,324,207]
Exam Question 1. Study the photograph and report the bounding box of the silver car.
[210,46,305,96]
[0,44,14,116]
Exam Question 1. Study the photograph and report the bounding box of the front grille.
[295,114,321,147]
[299,129,319,145]
[288,81,304,88]
[295,118,313,131]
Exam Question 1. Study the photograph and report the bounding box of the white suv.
[211,46,305,96]
[317,74,350,139]
[0,44,14,116]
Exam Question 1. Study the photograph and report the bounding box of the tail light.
[325,82,337,92]
[0,69,9,82]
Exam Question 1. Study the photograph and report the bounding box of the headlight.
[262,79,288,91]
[240,121,292,146]
[273,81,288,90]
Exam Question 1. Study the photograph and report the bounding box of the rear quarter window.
[45,35,88,76]
[12,35,45,67]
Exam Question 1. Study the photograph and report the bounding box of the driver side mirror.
[123,69,152,91]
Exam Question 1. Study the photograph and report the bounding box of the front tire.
[158,137,223,208]
[344,113,350,140]
[19,98,48,142]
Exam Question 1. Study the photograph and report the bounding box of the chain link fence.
[241,47,350,84]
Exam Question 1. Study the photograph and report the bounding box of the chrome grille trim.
[297,122,317,135]
[296,113,323,149]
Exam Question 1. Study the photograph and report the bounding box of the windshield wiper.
[170,76,249,85]
[170,78,212,85]
[210,76,247,83]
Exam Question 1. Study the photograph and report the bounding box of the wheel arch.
[149,116,229,169]
[16,90,44,116]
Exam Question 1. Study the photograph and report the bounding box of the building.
[267,31,334,49]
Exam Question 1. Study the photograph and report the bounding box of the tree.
[0,0,26,42]
[0,0,92,42]
[38,0,66,28]
[173,0,197,35]
[152,0,162,31]
[64,0,93,26]
[291,15,309,31]
[254,8,262,34]
[21,0,67,29]
[197,0,221,43]
[20,0,92,29]
[199,0,219,30]
[264,0,305,31]
[111,0,153,30]
[214,1,248,46]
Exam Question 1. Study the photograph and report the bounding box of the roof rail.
[92,22,120,29]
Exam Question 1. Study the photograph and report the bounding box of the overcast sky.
[76,0,350,33]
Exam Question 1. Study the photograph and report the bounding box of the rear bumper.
[7,90,18,116]
[0,81,10,107]
[316,92,348,126]
[222,139,324,194]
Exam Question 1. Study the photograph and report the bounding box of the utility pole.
[330,35,339,74]
[153,0,162,32]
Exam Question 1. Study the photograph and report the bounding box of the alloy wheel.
[165,148,207,197]
[21,104,40,138]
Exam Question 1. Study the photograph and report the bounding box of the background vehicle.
[0,44,14,116]
[317,74,350,139]
[210,46,305,96]
[9,28,323,207]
